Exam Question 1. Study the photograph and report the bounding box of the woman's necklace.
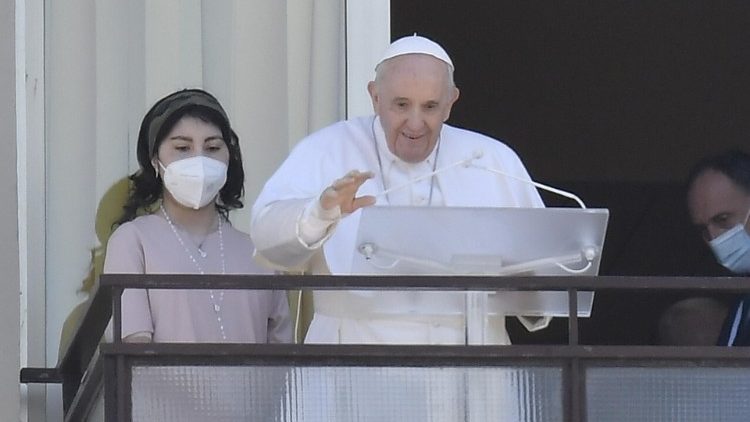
[370,116,440,205]
[160,204,227,341]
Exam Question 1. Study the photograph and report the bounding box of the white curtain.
[287,0,347,147]
[39,1,347,420]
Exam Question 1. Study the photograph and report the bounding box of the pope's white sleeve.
[298,198,341,245]
[251,197,340,271]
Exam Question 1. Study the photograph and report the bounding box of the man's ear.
[443,87,460,122]
[367,81,379,112]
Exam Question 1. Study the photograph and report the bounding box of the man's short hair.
[687,149,750,194]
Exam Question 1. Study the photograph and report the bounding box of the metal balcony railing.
[21,274,750,421]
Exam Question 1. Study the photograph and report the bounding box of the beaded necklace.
[160,204,228,341]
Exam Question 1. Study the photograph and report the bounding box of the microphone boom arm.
[375,158,473,198]
[471,164,587,209]
[371,150,587,208]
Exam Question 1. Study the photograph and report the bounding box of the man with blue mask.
[684,150,750,346]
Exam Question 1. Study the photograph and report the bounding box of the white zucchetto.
[376,34,454,70]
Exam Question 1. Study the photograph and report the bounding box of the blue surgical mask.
[710,213,750,273]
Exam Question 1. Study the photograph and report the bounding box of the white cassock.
[252,115,549,344]
[252,115,549,422]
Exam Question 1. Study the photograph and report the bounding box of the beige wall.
[1,0,21,420]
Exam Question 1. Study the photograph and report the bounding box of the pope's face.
[368,54,459,163]
[688,169,750,242]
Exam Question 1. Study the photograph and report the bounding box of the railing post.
[103,351,117,422]
[567,288,584,422]
[112,287,123,344]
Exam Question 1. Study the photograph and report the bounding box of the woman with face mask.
[103,89,292,344]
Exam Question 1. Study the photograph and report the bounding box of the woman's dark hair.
[115,89,244,226]
[687,149,750,195]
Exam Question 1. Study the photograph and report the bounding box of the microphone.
[468,150,586,208]
[374,153,479,198]
[375,149,586,208]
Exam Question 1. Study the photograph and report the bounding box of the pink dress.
[103,213,292,343]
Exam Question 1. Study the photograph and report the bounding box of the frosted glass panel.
[587,367,750,422]
[131,365,286,421]
[131,365,562,422]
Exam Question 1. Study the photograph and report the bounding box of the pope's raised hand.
[320,170,376,214]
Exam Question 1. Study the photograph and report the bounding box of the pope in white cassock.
[253,34,553,422]
[251,35,549,347]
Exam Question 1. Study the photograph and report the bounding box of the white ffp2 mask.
[159,156,228,209]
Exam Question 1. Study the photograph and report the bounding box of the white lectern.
[351,206,609,344]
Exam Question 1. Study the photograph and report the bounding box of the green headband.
[147,89,231,156]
